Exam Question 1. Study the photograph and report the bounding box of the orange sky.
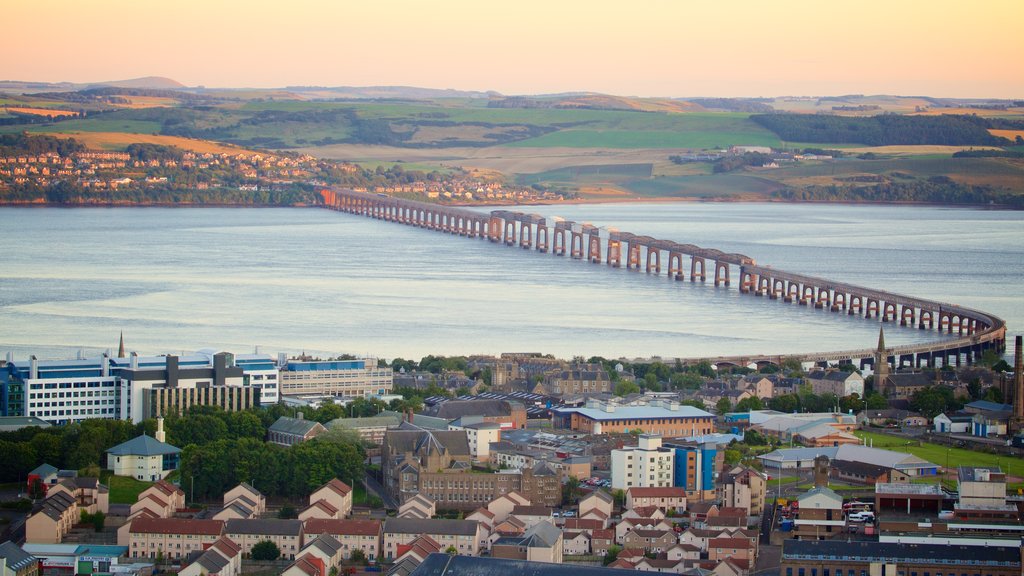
[6,0,1023,98]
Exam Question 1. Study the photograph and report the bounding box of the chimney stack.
[101,353,110,377]
[297,411,304,421]
[29,355,39,379]
[813,455,830,488]
[155,417,166,443]
[130,351,139,370]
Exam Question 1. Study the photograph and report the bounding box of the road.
[363,472,398,509]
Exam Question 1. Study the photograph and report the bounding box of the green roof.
[106,434,181,456]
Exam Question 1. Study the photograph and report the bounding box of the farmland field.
[506,128,779,149]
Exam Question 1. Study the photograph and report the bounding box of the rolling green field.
[100,471,152,504]
[506,128,780,149]
[0,118,163,135]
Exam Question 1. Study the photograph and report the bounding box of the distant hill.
[285,85,496,100]
[488,93,703,113]
[89,76,185,90]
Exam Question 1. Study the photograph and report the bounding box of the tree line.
[751,113,1011,146]
[773,179,1024,208]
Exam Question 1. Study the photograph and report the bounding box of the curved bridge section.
[321,189,1007,368]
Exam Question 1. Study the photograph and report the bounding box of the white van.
[849,511,875,523]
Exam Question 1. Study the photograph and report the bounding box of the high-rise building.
[610,434,675,490]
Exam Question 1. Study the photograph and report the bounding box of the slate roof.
[29,463,58,477]
[385,517,479,536]
[269,416,324,437]
[782,540,1020,565]
[425,399,518,419]
[304,518,382,536]
[385,430,472,457]
[494,521,562,549]
[225,519,303,536]
[304,533,343,556]
[106,434,180,456]
[0,541,37,571]
[410,553,641,576]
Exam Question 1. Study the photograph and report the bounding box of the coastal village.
[1,338,1023,576]
[0,139,552,205]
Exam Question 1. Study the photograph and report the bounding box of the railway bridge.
[320,188,1007,369]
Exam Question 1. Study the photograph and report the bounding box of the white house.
[106,424,181,481]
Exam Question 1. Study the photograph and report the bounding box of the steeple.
[875,326,889,396]
[117,331,126,359]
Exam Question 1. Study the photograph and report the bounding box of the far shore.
[0,196,1019,211]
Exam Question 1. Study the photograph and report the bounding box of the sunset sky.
[6,0,1023,98]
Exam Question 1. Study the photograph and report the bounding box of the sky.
[6,0,1023,98]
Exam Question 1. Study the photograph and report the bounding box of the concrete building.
[2,351,261,425]
[278,358,392,400]
[232,353,281,405]
[268,414,327,446]
[717,466,766,516]
[758,444,938,477]
[611,434,675,490]
[449,420,501,460]
[663,439,720,500]
[106,427,181,481]
[553,400,714,436]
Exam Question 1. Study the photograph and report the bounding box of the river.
[0,203,1020,362]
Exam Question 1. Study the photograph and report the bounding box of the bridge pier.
[553,228,567,256]
[607,240,622,268]
[669,252,685,280]
[627,242,641,270]
[646,247,661,274]
[536,225,548,252]
[691,257,706,282]
[570,231,584,259]
[588,234,602,264]
[520,221,533,249]
[714,261,730,287]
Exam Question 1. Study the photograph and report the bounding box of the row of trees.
[773,179,1024,208]
[179,434,364,501]
[751,113,1011,146]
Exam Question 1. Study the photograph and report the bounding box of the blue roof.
[106,434,180,456]
[30,463,58,477]
[553,405,712,421]
[965,400,1013,412]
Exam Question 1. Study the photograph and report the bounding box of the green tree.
[251,540,281,561]
[671,372,704,390]
[603,545,622,566]
[734,396,764,412]
[278,506,297,519]
[445,545,458,555]
[715,398,732,414]
[349,549,367,565]
[723,449,741,466]
[743,429,767,446]
[615,380,640,397]
[563,475,582,504]
[681,399,706,411]
[768,393,799,413]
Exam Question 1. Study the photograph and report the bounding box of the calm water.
[1,203,1021,362]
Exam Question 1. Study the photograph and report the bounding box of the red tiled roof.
[313,478,351,498]
[130,517,224,536]
[303,518,381,537]
[138,493,168,508]
[709,537,754,548]
[212,536,242,558]
[564,518,603,531]
[618,548,646,559]
[591,529,614,540]
[469,507,494,519]
[608,559,635,569]
[307,499,339,515]
[627,487,687,498]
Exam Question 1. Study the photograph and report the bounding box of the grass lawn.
[100,471,152,504]
[351,480,368,505]
[854,430,1024,478]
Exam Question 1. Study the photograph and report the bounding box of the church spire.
[117,331,126,359]
[875,326,889,396]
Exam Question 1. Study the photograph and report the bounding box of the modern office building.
[278,357,393,400]
[663,439,720,500]
[3,350,266,424]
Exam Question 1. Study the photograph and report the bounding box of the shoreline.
[0,197,1017,211]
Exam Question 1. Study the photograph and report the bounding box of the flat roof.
[553,405,712,421]
[875,483,945,496]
